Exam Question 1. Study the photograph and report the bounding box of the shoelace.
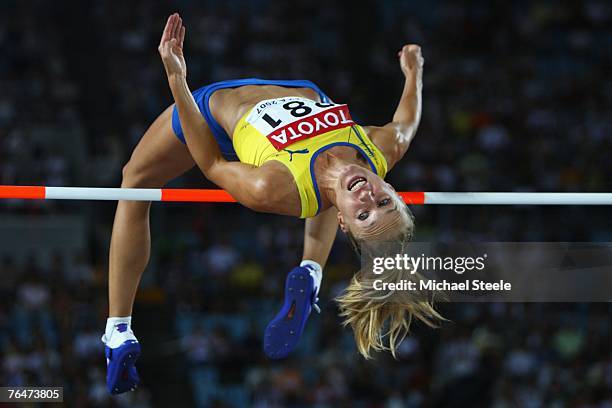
[311,287,321,314]
[312,298,321,314]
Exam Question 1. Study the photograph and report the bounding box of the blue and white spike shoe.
[102,323,141,394]
[264,265,321,359]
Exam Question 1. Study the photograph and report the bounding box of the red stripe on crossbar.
[0,186,46,200]
[161,189,237,202]
[399,191,425,205]
[161,190,424,204]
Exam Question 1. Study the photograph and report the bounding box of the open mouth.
[348,176,367,192]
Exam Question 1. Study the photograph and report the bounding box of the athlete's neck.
[314,146,368,208]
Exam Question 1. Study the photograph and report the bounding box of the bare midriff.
[208,85,320,140]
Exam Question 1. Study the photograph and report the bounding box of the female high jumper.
[102,13,437,394]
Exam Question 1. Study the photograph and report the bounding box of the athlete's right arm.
[157,14,286,213]
[157,14,220,177]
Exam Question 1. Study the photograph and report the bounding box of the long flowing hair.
[336,205,444,359]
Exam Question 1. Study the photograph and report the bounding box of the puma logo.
[283,148,309,162]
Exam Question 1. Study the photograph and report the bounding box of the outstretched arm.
[367,44,424,170]
[158,14,280,213]
[302,206,338,267]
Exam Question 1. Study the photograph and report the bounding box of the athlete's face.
[335,165,409,239]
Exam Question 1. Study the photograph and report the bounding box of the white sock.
[300,260,322,295]
[102,316,137,348]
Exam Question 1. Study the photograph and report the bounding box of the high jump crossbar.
[2,186,612,205]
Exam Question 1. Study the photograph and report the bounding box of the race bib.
[246,97,354,150]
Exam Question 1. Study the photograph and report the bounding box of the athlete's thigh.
[125,105,195,186]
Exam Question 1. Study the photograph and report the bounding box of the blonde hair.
[337,205,444,359]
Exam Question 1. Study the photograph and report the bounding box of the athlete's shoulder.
[361,125,403,170]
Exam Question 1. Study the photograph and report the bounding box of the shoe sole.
[107,341,141,394]
[264,268,314,359]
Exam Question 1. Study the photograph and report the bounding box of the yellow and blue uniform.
[172,79,387,218]
[233,103,387,218]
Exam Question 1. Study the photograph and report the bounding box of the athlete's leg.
[104,105,194,394]
[264,207,338,359]
[109,105,194,317]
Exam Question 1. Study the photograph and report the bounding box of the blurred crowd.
[0,253,153,406]
[1,0,611,406]
[1,250,610,407]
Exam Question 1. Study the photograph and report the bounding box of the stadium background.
[1,0,611,406]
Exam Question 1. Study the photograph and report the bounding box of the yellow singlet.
[232,96,387,218]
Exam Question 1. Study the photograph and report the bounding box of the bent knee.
[121,161,166,188]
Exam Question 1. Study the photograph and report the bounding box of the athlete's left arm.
[365,45,423,170]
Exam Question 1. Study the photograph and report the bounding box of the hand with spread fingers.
[158,13,187,79]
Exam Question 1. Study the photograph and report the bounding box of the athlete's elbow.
[391,116,417,131]
[200,165,215,181]
[245,176,273,212]
[199,158,223,182]
[395,122,418,141]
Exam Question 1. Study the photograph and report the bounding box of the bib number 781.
[261,100,335,129]
[246,97,355,150]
